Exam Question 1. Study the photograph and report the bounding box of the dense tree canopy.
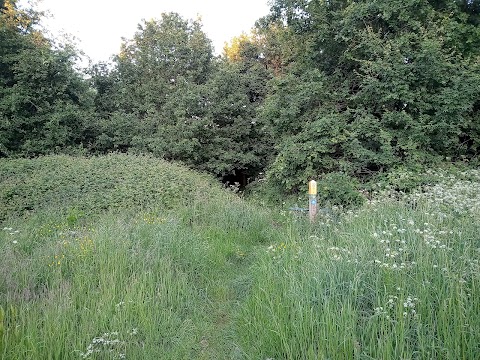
[1,0,479,195]
[88,14,214,153]
[89,13,272,182]
[259,0,480,192]
[0,0,95,157]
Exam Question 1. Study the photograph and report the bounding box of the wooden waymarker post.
[308,180,317,222]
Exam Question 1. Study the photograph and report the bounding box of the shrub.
[317,172,365,208]
[0,153,225,220]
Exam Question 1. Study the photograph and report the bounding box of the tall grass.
[0,192,291,359]
[238,172,480,359]
[1,157,479,359]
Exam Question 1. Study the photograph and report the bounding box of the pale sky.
[20,0,271,62]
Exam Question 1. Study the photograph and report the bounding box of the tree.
[115,13,213,116]
[92,13,273,184]
[260,0,480,193]
[0,0,95,157]
[91,13,214,152]
[143,58,273,184]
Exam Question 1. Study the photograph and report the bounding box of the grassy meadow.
[0,155,479,359]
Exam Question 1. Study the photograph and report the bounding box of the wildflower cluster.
[374,292,418,320]
[408,169,480,216]
[78,328,138,359]
[451,255,479,290]
[48,230,95,268]
[48,253,66,267]
[235,248,246,259]
[413,224,451,251]
[315,207,342,227]
[402,296,418,318]
[36,222,65,237]
[60,232,95,257]
[79,331,125,359]
[115,301,125,308]
[327,246,358,263]
[267,242,287,253]
[372,221,414,271]
[3,227,20,244]
[371,216,456,271]
[115,300,134,311]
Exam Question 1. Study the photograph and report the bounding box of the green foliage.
[0,1,96,157]
[260,0,480,194]
[317,172,365,208]
[3,0,480,210]
[162,60,272,178]
[1,166,479,358]
[0,180,286,359]
[0,154,225,220]
[90,13,272,182]
[368,162,475,194]
[118,13,213,85]
[239,186,480,358]
[111,12,213,122]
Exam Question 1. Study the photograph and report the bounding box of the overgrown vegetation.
[1,156,479,359]
[258,0,480,192]
[1,0,480,357]
[2,0,478,194]
[240,178,480,359]
[0,154,224,220]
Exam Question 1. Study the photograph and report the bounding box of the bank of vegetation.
[0,156,479,359]
[1,0,479,198]
[1,0,480,358]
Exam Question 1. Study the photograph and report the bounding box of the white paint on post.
[308,180,317,222]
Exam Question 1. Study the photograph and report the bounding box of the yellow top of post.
[308,180,317,195]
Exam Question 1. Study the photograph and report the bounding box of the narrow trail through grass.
[1,156,479,359]
[171,201,293,359]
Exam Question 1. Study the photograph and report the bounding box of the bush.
[317,172,365,208]
[369,163,471,194]
[0,153,226,220]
